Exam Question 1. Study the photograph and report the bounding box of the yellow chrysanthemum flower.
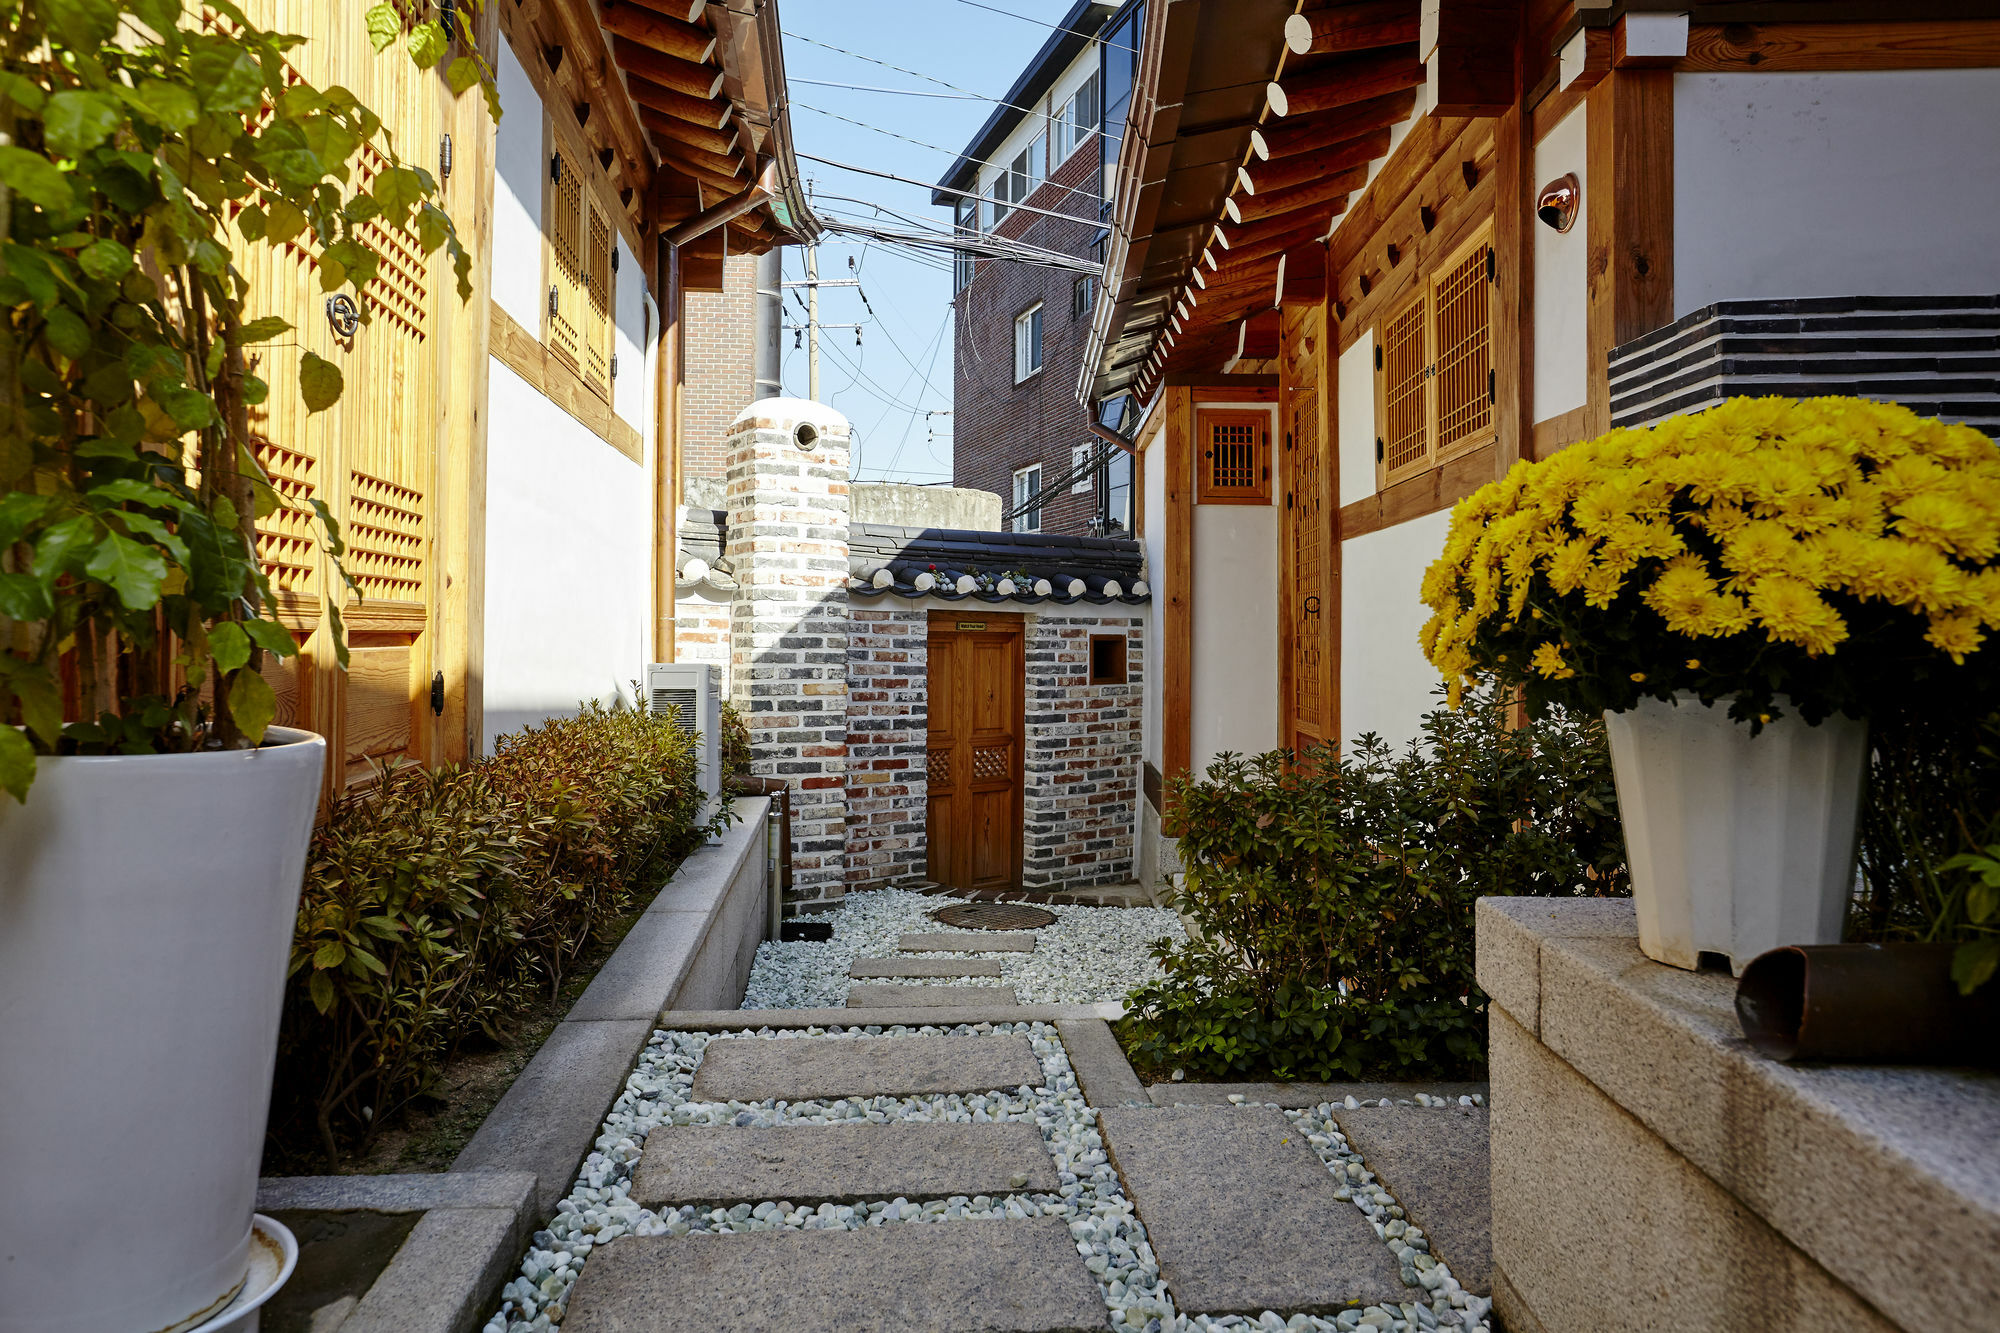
[1530,642,1575,680]
[1747,576,1849,655]
[1925,611,1986,664]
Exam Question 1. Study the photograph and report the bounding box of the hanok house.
[229,0,815,791]
[1078,1,2000,880]
[673,400,1153,911]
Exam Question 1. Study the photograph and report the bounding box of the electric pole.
[806,244,819,402]
[783,248,860,404]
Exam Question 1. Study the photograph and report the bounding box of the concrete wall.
[1339,509,1450,752]
[851,481,1003,531]
[1533,104,1589,423]
[482,28,658,751]
[1673,69,2000,317]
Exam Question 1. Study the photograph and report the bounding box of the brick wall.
[683,253,760,483]
[953,137,1105,536]
[673,586,733,697]
[844,608,929,890]
[1022,611,1143,888]
[725,401,852,911]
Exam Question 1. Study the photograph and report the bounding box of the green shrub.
[269,703,717,1167]
[721,700,753,782]
[1855,707,2000,993]
[1119,689,1625,1082]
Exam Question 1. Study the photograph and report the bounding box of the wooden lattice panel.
[929,749,951,785]
[546,146,586,375]
[1209,420,1257,490]
[355,143,432,344]
[1435,240,1493,452]
[1380,294,1428,478]
[253,437,321,596]
[345,469,425,604]
[584,203,613,395]
[973,746,1010,781]
[1289,387,1323,735]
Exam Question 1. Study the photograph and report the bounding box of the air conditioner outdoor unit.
[646,662,721,819]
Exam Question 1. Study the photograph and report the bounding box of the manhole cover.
[932,902,1057,931]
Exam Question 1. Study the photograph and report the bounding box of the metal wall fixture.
[325,294,360,338]
[1536,173,1581,233]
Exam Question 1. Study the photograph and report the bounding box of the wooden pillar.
[1492,95,1530,476]
[1585,69,1674,436]
[653,241,682,662]
[432,5,500,762]
[1162,385,1194,782]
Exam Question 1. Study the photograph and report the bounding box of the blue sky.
[775,0,1081,485]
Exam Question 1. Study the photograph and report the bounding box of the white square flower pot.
[0,730,324,1333]
[1602,695,1867,974]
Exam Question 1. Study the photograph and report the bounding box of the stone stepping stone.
[847,984,1020,1008]
[629,1122,1058,1206]
[1098,1105,1402,1315]
[900,931,1037,953]
[692,1033,1042,1102]
[1333,1103,1491,1293]
[562,1216,1108,1333]
[851,956,1005,979]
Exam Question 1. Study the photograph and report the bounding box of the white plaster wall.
[1533,104,1589,420]
[1192,504,1279,773]
[1674,70,2000,316]
[492,39,543,332]
[1337,331,1377,504]
[1339,509,1451,753]
[483,360,651,749]
[614,236,649,431]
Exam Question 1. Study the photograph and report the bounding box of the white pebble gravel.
[479,1023,1491,1333]
[740,888,1187,1009]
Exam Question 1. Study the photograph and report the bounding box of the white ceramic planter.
[1603,695,1867,975]
[0,730,325,1333]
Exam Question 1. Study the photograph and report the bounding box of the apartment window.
[1055,72,1101,164]
[1375,223,1497,486]
[1099,447,1132,534]
[1100,3,1143,208]
[1014,303,1044,382]
[954,198,975,292]
[1013,464,1043,533]
[1072,441,1097,494]
[984,177,1007,230]
[543,124,616,398]
[1072,274,1094,319]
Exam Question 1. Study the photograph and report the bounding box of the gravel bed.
[740,888,1186,1009]
[480,1024,1492,1333]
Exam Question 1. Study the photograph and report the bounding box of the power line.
[793,102,1110,210]
[799,151,1100,228]
[879,310,954,481]
[950,0,1139,53]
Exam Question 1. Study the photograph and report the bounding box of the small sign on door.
[957,621,987,631]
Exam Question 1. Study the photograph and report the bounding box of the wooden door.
[926,613,1026,891]
[1280,305,1333,758]
[238,0,450,788]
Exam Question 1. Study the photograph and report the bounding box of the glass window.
[954,198,975,292]
[1072,274,1094,318]
[1100,3,1143,216]
[1014,303,1043,382]
[1013,464,1043,533]
[1072,441,1097,494]
[1100,448,1133,534]
[985,177,1007,230]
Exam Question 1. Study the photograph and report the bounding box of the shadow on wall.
[483,681,640,755]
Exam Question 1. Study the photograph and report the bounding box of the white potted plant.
[1421,396,2000,973]
[0,2,484,1329]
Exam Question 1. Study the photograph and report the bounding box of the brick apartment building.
[935,0,1143,537]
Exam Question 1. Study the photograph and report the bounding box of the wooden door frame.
[925,609,1027,890]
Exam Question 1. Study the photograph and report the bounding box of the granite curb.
[658,1002,1126,1030]
[1147,1081,1490,1108]
[1055,1018,1151,1108]
[255,1171,536,1333]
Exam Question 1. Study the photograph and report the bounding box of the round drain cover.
[932,901,1057,931]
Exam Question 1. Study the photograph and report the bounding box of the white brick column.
[724,398,852,910]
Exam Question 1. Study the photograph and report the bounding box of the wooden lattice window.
[1375,223,1496,486]
[544,123,615,399]
[1195,408,1271,504]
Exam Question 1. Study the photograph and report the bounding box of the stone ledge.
[659,1002,1126,1030]
[1473,896,1636,1038]
[1486,896,2000,1332]
[257,1171,536,1216]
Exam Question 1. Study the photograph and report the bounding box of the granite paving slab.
[847,983,1020,1008]
[658,1004,1124,1029]
[1147,1082,1489,1108]
[562,1216,1109,1332]
[1098,1106,1402,1315]
[1332,1104,1491,1293]
[900,931,1037,953]
[628,1122,1058,1206]
[690,1033,1043,1102]
[850,956,1006,979]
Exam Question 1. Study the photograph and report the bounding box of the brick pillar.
[725,398,852,911]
